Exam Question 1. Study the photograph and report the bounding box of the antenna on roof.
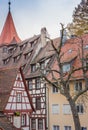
[8,0,11,12]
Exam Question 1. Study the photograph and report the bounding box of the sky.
[0,0,81,40]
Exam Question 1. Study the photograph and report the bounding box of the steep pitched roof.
[0,67,34,112]
[0,11,21,45]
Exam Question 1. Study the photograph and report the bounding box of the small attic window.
[24,52,31,59]
[31,64,36,72]
[84,45,88,49]
[30,41,34,47]
[20,43,27,51]
[3,47,7,53]
[14,55,21,63]
[68,49,72,53]
[62,63,71,72]
[3,58,10,65]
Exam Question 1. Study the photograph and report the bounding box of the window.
[31,119,36,129]
[21,114,26,126]
[64,126,71,130]
[30,41,34,47]
[52,86,58,93]
[3,47,7,53]
[76,104,84,114]
[28,80,33,90]
[36,97,41,110]
[3,58,10,65]
[8,115,13,123]
[38,119,43,130]
[62,64,70,72]
[40,61,45,70]
[35,78,41,89]
[74,81,82,91]
[63,104,71,114]
[31,64,36,72]
[52,104,59,114]
[81,127,87,130]
[53,125,59,130]
[84,45,88,49]
[16,92,22,102]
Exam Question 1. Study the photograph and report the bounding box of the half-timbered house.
[0,67,34,130]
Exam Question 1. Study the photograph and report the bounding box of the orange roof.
[0,11,21,45]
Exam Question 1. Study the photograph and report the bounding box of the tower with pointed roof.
[0,1,21,45]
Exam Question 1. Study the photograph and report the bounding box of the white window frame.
[52,125,59,130]
[28,80,33,90]
[64,126,71,130]
[52,86,58,93]
[16,92,22,103]
[63,104,71,114]
[62,64,70,72]
[81,127,87,130]
[21,114,26,126]
[76,104,84,114]
[52,104,59,114]
[74,81,82,91]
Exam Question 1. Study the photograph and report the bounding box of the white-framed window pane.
[53,125,59,130]
[64,126,71,130]
[62,64,70,72]
[74,81,82,91]
[52,104,59,114]
[63,104,71,114]
[28,80,33,90]
[52,86,58,93]
[81,127,87,130]
[16,93,22,102]
[76,104,84,114]
[21,114,26,126]
[31,119,36,129]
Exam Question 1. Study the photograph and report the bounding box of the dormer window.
[24,52,31,59]
[31,64,36,72]
[68,49,72,53]
[84,45,88,49]
[14,55,21,63]
[62,63,70,72]
[20,43,27,51]
[3,58,10,65]
[3,47,7,53]
[40,61,45,70]
[30,41,34,47]
[8,48,13,54]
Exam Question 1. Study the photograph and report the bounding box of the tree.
[68,0,88,36]
[41,24,88,130]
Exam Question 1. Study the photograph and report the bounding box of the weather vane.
[8,0,11,12]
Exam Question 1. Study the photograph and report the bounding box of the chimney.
[41,27,47,47]
[60,29,68,45]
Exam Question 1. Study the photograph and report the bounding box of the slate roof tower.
[0,1,21,45]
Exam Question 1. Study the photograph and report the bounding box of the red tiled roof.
[0,11,21,45]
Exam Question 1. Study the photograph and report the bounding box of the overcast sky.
[0,0,81,40]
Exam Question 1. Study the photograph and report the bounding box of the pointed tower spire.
[0,1,21,45]
[8,0,11,12]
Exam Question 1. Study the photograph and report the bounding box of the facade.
[0,2,88,130]
[0,67,34,130]
[46,35,88,130]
